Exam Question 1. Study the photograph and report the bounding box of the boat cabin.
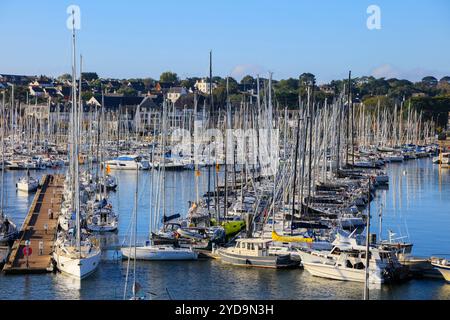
[232,238,273,257]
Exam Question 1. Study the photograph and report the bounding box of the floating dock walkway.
[3,174,64,274]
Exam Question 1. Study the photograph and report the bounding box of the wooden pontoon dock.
[2,174,64,274]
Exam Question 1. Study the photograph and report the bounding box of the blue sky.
[0,0,449,83]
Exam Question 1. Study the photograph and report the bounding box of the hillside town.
[1,72,450,134]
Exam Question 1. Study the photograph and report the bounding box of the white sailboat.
[121,100,198,261]
[16,170,39,192]
[121,244,198,261]
[52,13,101,280]
[53,233,101,279]
[87,204,118,232]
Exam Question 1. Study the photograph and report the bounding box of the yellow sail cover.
[271,231,313,243]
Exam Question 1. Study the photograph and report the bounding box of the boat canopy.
[116,156,137,161]
[271,231,313,243]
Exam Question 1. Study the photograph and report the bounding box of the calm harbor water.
[0,158,449,300]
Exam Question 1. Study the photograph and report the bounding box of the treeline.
[2,71,450,130]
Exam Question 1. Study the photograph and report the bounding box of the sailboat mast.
[70,10,81,252]
[290,112,301,235]
[224,78,229,223]
[346,71,351,166]
[207,51,213,214]
[132,164,139,299]
[0,91,5,217]
[364,178,371,300]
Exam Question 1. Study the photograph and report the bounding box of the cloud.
[230,64,266,81]
[370,64,449,81]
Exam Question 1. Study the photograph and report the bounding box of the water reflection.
[53,274,81,300]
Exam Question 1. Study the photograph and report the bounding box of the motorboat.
[16,173,39,192]
[432,153,450,164]
[217,238,300,269]
[378,230,432,274]
[105,155,150,170]
[297,230,407,284]
[431,257,450,282]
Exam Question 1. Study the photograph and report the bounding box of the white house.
[194,79,217,94]
[167,87,187,103]
[30,80,54,88]
[29,86,45,97]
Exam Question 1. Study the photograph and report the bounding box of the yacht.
[431,257,450,282]
[217,238,300,269]
[432,152,450,164]
[378,230,431,273]
[297,230,407,284]
[16,173,39,192]
[105,155,150,170]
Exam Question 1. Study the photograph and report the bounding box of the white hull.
[436,267,450,282]
[121,245,198,261]
[53,249,101,279]
[58,215,70,231]
[432,156,449,164]
[87,224,117,232]
[105,159,149,170]
[16,180,39,192]
[302,261,384,284]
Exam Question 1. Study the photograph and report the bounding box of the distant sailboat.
[16,169,39,192]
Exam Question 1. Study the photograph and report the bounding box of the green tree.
[143,78,155,91]
[421,76,438,88]
[180,77,200,89]
[439,76,450,84]
[240,75,255,86]
[299,73,316,86]
[117,86,137,96]
[159,71,179,83]
[82,72,99,82]
[82,91,93,101]
[58,73,71,81]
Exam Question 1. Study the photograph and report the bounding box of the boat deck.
[2,174,64,274]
